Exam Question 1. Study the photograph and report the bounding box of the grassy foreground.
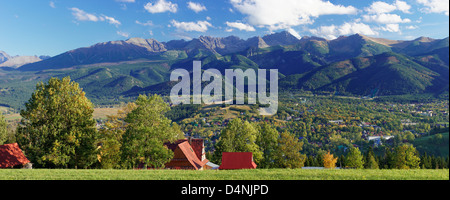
[0,169,448,180]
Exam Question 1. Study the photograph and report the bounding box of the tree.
[392,144,420,169]
[323,151,338,169]
[365,154,379,169]
[98,102,137,169]
[256,123,279,168]
[344,147,365,169]
[213,118,263,165]
[338,155,345,168]
[16,77,98,168]
[365,147,379,169]
[420,152,432,169]
[121,95,184,169]
[0,113,7,145]
[381,147,394,169]
[274,131,306,168]
[404,131,415,142]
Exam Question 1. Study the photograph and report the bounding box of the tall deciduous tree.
[274,131,306,168]
[16,77,98,168]
[120,95,183,169]
[213,118,263,165]
[256,123,279,168]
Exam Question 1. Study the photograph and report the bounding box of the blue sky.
[0,0,448,56]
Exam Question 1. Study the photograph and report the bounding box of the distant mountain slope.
[18,39,177,71]
[0,56,42,68]
[262,31,301,46]
[326,34,393,62]
[0,50,48,68]
[392,37,449,56]
[250,49,324,75]
[282,52,448,96]
[0,51,11,64]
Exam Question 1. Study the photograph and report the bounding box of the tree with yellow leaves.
[323,151,338,169]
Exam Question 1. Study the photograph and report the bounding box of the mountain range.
[0,51,49,68]
[0,31,448,108]
[15,31,448,71]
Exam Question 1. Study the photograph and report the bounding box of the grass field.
[92,107,122,120]
[0,169,448,180]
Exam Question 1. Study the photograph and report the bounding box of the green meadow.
[0,169,448,180]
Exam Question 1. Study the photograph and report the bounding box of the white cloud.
[309,22,379,40]
[49,1,56,8]
[362,0,412,35]
[144,0,178,13]
[366,1,397,14]
[230,0,358,31]
[187,2,207,13]
[405,25,419,30]
[117,31,130,38]
[226,21,256,32]
[135,20,154,26]
[70,8,101,22]
[416,0,449,16]
[381,24,401,32]
[363,13,411,24]
[70,8,121,26]
[171,20,212,32]
[365,0,411,14]
[394,0,412,14]
[103,15,121,26]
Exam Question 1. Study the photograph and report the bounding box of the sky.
[0,0,448,56]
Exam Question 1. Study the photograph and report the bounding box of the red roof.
[165,138,206,162]
[163,138,209,170]
[179,141,208,169]
[166,139,189,151]
[0,143,30,168]
[219,152,257,170]
[189,139,205,161]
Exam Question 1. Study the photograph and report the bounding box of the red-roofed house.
[219,152,257,170]
[0,143,31,169]
[164,138,209,170]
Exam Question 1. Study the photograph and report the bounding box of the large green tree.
[213,118,263,165]
[120,94,184,169]
[274,131,306,168]
[16,77,98,168]
[392,144,420,169]
[344,147,365,169]
[0,113,7,145]
[256,123,279,168]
